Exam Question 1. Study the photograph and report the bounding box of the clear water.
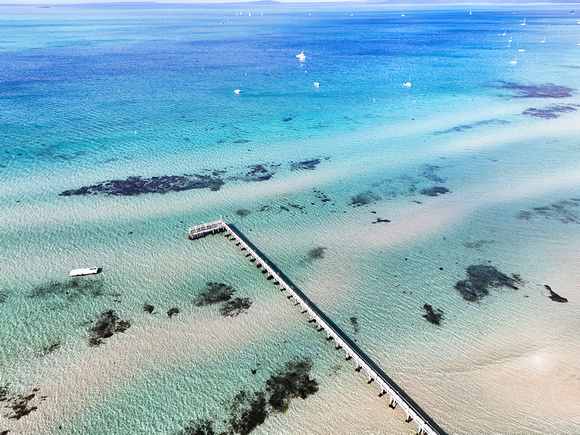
[1,4,580,434]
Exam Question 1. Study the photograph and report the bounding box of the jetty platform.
[189,220,445,435]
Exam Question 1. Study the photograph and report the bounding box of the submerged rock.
[422,304,444,325]
[307,247,326,260]
[219,297,252,317]
[455,265,521,302]
[420,186,449,197]
[265,357,319,412]
[194,282,236,306]
[544,285,568,303]
[167,307,180,318]
[493,81,576,99]
[88,310,130,346]
[143,304,155,314]
[350,317,359,334]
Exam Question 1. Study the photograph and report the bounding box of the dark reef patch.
[516,198,580,224]
[143,304,155,314]
[282,117,293,122]
[87,310,130,346]
[235,209,251,217]
[463,240,497,249]
[492,81,576,99]
[60,174,225,197]
[433,119,510,135]
[241,164,279,182]
[350,317,359,334]
[522,105,577,119]
[422,304,444,325]
[420,164,447,183]
[350,191,380,207]
[0,291,9,303]
[265,358,319,412]
[544,285,568,303]
[38,341,61,357]
[28,278,105,300]
[0,385,44,420]
[307,247,326,260]
[420,186,449,197]
[290,159,321,171]
[219,297,252,317]
[194,282,236,306]
[227,390,268,435]
[177,419,217,435]
[372,218,390,224]
[177,357,318,435]
[233,139,251,144]
[167,307,180,318]
[454,265,521,302]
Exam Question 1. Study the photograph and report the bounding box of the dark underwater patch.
[87,310,130,346]
[544,285,568,303]
[28,278,105,300]
[462,240,497,249]
[0,291,9,303]
[177,357,318,435]
[143,304,155,314]
[219,297,252,317]
[177,419,218,435]
[422,304,444,325]
[350,191,380,207]
[290,159,321,171]
[265,358,318,412]
[522,105,577,119]
[167,307,180,318]
[350,316,359,334]
[420,186,449,197]
[372,218,390,224]
[455,265,521,302]
[0,385,44,420]
[420,164,447,183]
[492,81,576,99]
[433,119,510,135]
[60,174,225,197]
[516,198,580,224]
[307,247,326,260]
[38,341,61,357]
[235,209,251,217]
[194,282,236,306]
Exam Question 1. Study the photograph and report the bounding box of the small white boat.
[519,49,525,52]
[296,51,306,61]
[314,82,320,87]
[469,11,472,16]
[521,17,526,26]
[248,12,251,17]
[541,36,546,43]
[234,89,241,94]
[510,60,517,65]
[401,11,405,17]
[70,267,99,277]
[403,77,411,87]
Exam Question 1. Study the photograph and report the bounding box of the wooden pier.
[188,220,445,435]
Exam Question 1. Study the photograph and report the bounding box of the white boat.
[510,60,517,65]
[519,49,525,52]
[521,17,526,26]
[314,82,320,87]
[469,11,472,16]
[403,77,411,87]
[541,36,546,43]
[248,12,251,17]
[234,89,241,94]
[296,51,306,61]
[69,267,99,277]
[401,11,405,17]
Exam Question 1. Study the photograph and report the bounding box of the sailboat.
[521,17,527,26]
[401,11,405,17]
[296,51,306,62]
[541,36,546,43]
[403,77,411,87]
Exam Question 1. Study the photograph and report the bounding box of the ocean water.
[1,4,580,434]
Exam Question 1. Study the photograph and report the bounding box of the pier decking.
[188,220,444,435]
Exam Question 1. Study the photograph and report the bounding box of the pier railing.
[188,220,444,435]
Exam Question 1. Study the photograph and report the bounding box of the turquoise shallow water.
[1,4,580,434]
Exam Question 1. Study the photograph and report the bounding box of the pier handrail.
[188,220,444,435]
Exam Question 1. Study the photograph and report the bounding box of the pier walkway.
[189,220,444,435]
